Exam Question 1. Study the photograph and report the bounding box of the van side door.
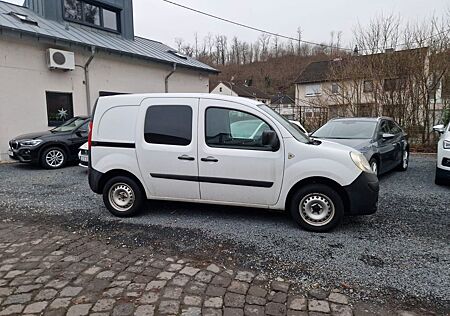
[197,99,284,206]
[136,98,200,200]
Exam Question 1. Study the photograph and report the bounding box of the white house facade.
[211,82,271,104]
[0,0,217,160]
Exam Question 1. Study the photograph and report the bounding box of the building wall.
[295,81,374,108]
[0,34,209,160]
[210,82,238,97]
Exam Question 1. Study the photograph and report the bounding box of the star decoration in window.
[58,108,68,119]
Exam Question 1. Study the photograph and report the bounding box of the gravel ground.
[0,155,449,312]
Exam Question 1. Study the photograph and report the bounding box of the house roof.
[270,93,295,104]
[221,83,270,99]
[294,48,428,84]
[0,1,218,74]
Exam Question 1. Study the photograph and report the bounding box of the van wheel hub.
[299,194,335,226]
[109,183,135,211]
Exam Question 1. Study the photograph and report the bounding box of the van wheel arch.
[98,169,146,198]
[285,177,349,214]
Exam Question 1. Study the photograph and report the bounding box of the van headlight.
[19,139,42,147]
[444,140,450,149]
[350,151,373,173]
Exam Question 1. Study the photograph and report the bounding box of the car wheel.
[289,184,344,232]
[369,158,379,176]
[103,176,144,217]
[41,147,67,169]
[397,149,409,171]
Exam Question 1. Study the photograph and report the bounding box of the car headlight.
[444,140,450,149]
[19,139,42,147]
[350,151,373,173]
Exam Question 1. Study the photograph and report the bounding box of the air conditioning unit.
[47,48,75,71]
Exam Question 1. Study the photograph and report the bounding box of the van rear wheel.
[290,184,344,232]
[103,176,144,217]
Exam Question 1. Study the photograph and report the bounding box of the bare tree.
[174,38,184,51]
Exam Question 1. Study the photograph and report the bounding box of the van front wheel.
[103,176,144,217]
[290,184,344,232]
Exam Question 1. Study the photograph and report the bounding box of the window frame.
[305,83,322,97]
[383,78,399,92]
[62,0,121,33]
[331,82,339,94]
[144,104,193,147]
[204,106,279,152]
[363,80,374,93]
[45,91,74,127]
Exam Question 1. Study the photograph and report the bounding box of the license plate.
[8,148,13,157]
[80,155,88,162]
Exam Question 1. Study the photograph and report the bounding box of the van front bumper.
[343,171,379,215]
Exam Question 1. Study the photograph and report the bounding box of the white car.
[88,94,379,232]
[78,142,88,168]
[433,123,450,185]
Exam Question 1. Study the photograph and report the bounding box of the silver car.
[311,117,409,175]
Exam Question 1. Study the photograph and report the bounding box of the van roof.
[96,93,264,108]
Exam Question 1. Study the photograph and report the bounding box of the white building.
[0,0,217,160]
[211,82,271,104]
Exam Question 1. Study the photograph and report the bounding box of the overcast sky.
[5,0,449,49]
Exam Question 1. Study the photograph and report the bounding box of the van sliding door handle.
[178,155,195,161]
[201,156,218,162]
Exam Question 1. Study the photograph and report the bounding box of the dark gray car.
[311,117,409,175]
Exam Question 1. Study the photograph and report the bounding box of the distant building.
[211,82,271,104]
[0,0,217,160]
[270,93,296,120]
[294,48,448,120]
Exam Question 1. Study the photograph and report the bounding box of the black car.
[311,117,409,175]
[8,116,90,169]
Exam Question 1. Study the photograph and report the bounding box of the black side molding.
[150,173,273,188]
[91,141,135,148]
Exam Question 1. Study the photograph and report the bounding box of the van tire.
[289,184,344,232]
[103,176,144,217]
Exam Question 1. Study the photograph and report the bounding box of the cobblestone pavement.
[0,221,436,316]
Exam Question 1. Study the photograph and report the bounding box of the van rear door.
[136,98,200,200]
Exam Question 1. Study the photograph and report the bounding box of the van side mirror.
[382,133,395,140]
[262,130,279,150]
[433,124,445,134]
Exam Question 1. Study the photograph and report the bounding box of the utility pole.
[297,27,302,55]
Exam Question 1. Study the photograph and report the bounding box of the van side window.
[205,107,275,150]
[144,105,192,146]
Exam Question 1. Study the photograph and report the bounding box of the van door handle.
[178,155,195,161]
[201,156,218,162]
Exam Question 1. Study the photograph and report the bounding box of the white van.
[88,94,378,232]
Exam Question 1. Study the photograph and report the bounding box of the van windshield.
[259,104,310,143]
